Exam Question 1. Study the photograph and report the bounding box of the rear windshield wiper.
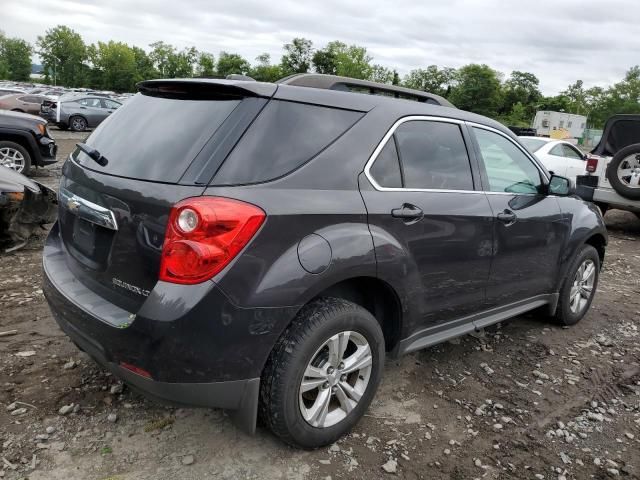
[76,143,108,167]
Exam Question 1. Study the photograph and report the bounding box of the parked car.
[0,88,26,96]
[0,93,50,115]
[0,110,57,175]
[576,115,640,214]
[518,136,587,183]
[43,75,607,448]
[42,94,122,131]
[0,165,57,252]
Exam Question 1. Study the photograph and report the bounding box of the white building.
[532,111,587,139]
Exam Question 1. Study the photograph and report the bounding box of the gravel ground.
[0,130,639,480]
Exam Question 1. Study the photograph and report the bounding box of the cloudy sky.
[4,0,639,94]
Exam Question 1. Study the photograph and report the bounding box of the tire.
[554,244,600,326]
[606,143,640,200]
[260,297,385,449]
[0,141,32,175]
[69,116,88,132]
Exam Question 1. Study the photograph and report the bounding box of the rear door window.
[212,100,363,185]
[76,93,241,183]
[369,140,402,188]
[394,120,474,190]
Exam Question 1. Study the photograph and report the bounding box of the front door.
[470,127,567,308]
[361,118,494,329]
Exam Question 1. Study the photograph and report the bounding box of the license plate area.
[61,213,115,271]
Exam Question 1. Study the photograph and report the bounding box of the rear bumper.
[50,300,259,432]
[42,222,297,432]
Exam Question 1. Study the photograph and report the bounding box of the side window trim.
[466,121,550,195]
[392,134,406,187]
[364,115,479,193]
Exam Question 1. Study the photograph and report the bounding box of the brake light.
[586,156,599,173]
[159,196,265,285]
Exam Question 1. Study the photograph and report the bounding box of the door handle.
[391,203,424,223]
[497,209,517,226]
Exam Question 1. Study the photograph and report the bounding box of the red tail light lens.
[586,156,599,173]
[159,197,265,285]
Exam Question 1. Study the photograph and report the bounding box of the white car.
[518,137,587,182]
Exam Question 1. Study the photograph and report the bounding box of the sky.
[4,0,640,95]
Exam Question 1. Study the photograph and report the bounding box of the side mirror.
[548,174,571,196]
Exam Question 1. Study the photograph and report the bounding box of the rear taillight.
[159,196,265,285]
[586,156,599,173]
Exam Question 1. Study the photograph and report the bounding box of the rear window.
[518,137,547,153]
[77,93,241,182]
[212,100,363,185]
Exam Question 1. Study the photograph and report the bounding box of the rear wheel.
[554,244,600,326]
[0,141,31,175]
[70,116,88,132]
[260,298,384,448]
[606,143,640,200]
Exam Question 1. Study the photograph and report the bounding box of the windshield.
[76,93,241,183]
[518,137,548,153]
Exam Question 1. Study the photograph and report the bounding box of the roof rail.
[277,73,455,108]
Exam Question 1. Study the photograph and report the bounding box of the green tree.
[369,64,394,84]
[149,41,174,77]
[561,79,587,115]
[402,65,456,96]
[0,34,32,81]
[501,70,541,118]
[132,46,158,82]
[448,64,503,117]
[90,41,137,92]
[312,41,372,79]
[216,51,250,77]
[250,53,282,82]
[196,52,215,77]
[587,66,640,127]
[36,25,87,86]
[280,37,313,76]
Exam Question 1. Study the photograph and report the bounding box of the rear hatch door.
[57,80,274,312]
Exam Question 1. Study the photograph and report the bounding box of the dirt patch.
[0,133,639,479]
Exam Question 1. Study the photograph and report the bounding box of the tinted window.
[474,128,542,194]
[562,144,583,159]
[394,121,473,190]
[370,139,402,188]
[79,98,101,107]
[78,93,240,182]
[213,100,363,185]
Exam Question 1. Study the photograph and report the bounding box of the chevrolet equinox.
[43,74,607,448]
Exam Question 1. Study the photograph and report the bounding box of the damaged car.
[0,166,57,252]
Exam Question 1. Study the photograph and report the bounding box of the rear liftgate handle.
[497,209,517,226]
[391,203,424,225]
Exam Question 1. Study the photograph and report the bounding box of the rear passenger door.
[361,118,494,329]
[78,98,104,126]
[470,126,566,308]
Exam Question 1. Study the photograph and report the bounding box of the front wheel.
[260,298,384,448]
[554,244,600,326]
[0,141,31,175]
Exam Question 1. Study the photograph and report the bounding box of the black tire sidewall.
[606,143,640,200]
[268,300,384,448]
[557,245,600,326]
[0,140,32,175]
[70,116,87,132]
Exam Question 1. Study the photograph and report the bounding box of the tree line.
[1,26,639,129]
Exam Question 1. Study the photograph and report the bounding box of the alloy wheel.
[299,331,372,428]
[569,259,596,314]
[616,153,640,189]
[0,147,26,173]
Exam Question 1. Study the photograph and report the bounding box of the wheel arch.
[305,276,403,355]
[0,131,38,163]
[584,232,606,265]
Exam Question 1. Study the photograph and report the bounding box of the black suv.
[43,74,607,448]
[0,110,57,175]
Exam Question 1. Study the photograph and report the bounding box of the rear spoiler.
[137,79,277,100]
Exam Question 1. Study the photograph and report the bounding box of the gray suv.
[42,94,121,131]
[43,74,607,448]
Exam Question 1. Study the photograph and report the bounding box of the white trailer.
[532,111,587,139]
